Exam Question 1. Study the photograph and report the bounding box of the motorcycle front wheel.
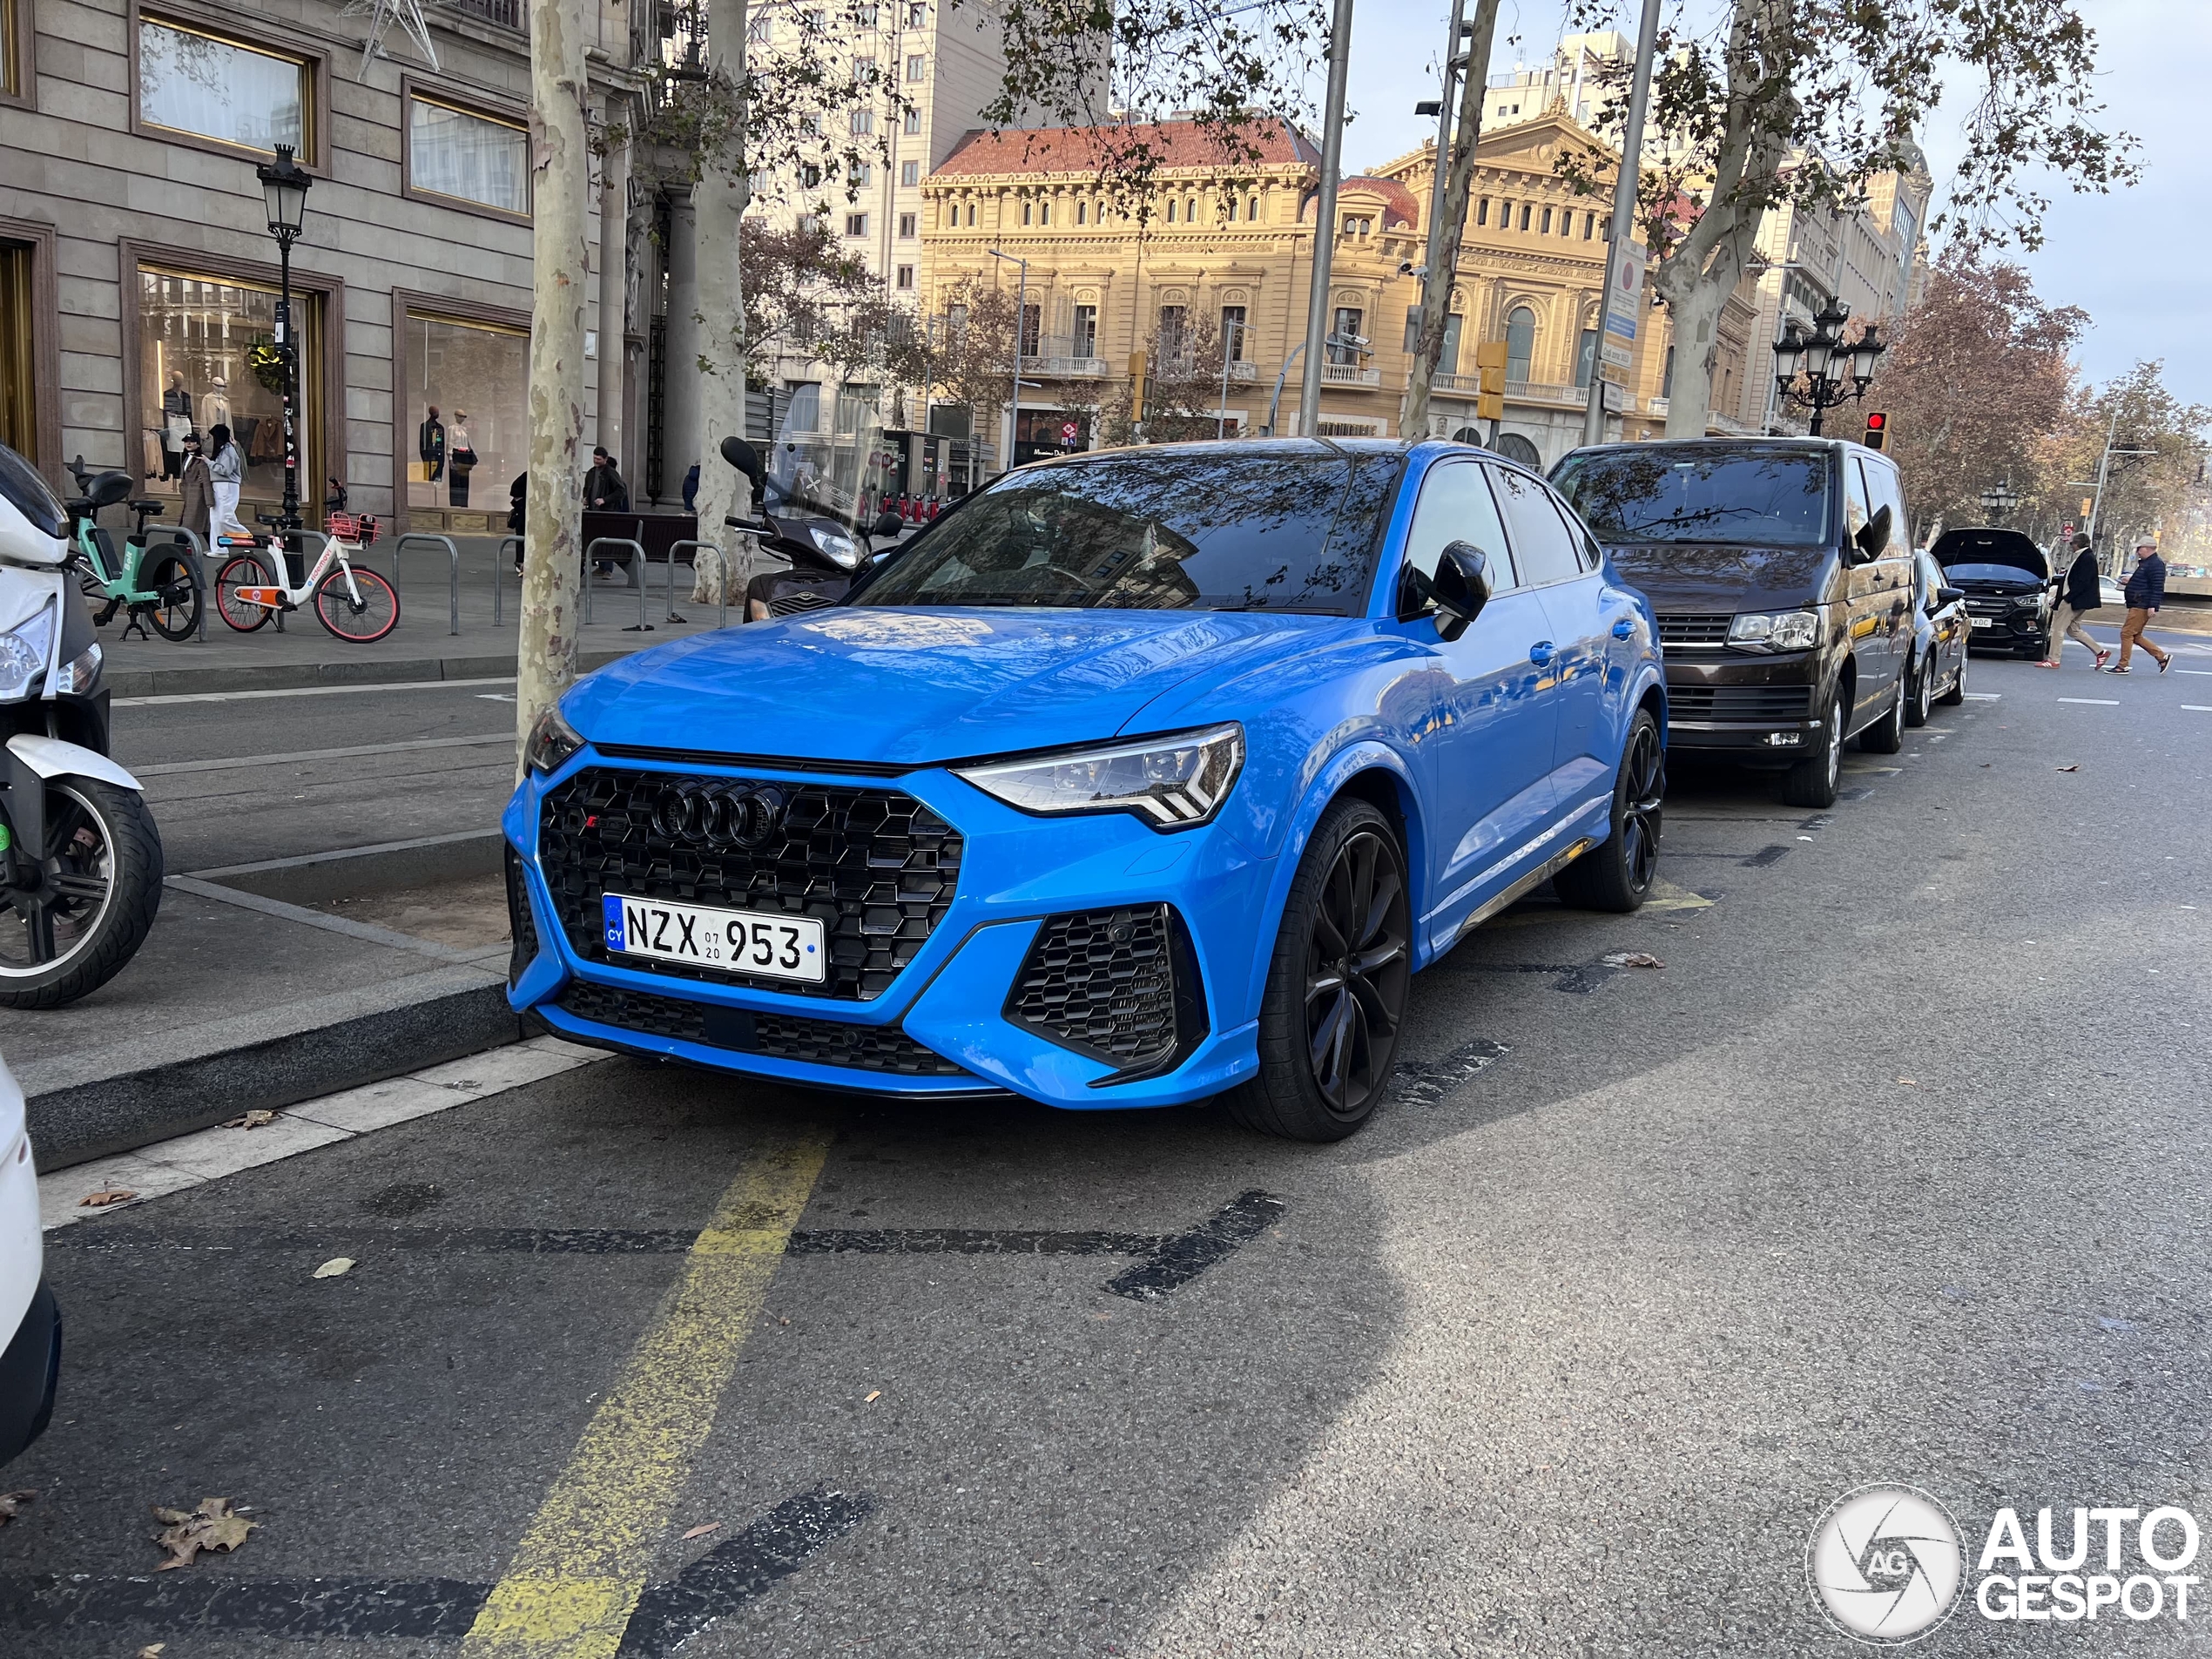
[0,778,164,1009]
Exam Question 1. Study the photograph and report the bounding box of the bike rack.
[392,533,461,635]
[583,537,648,631]
[495,535,523,625]
[666,540,732,631]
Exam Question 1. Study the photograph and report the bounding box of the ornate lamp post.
[1772,300,1884,436]
[1980,480,2022,524]
[254,143,313,531]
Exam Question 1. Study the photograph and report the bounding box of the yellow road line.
[460,1133,832,1659]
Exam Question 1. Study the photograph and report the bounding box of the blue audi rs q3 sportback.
[505,440,1665,1141]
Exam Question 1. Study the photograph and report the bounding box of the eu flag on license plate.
[602,894,625,952]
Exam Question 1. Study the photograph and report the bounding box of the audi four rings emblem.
[651,781,788,849]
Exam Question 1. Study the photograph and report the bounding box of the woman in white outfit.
[205,423,251,546]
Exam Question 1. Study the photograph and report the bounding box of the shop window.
[408,94,529,216]
[138,17,311,158]
[403,310,527,516]
[0,242,34,459]
[136,265,317,521]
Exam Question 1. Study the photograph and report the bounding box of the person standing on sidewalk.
[176,432,214,544]
[204,423,250,547]
[2039,531,2109,670]
[2109,539,2172,674]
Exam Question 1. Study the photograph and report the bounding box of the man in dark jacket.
[2040,531,2109,669]
[584,447,629,512]
[2111,539,2171,673]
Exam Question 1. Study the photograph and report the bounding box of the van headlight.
[1728,610,1820,652]
[955,724,1244,830]
[0,606,55,699]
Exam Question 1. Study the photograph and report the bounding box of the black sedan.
[1933,526,2053,658]
[1905,550,1970,725]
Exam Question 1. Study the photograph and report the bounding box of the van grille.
[1667,685,1816,721]
[1656,613,1733,648]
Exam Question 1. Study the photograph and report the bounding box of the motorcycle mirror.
[872,509,905,540]
[719,435,765,497]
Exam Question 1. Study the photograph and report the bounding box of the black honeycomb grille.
[537,766,961,1001]
[1008,905,1182,1067]
[504,846,539,988]
[556,981,971,1077]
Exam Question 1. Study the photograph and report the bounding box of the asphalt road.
[7,637,2210,1656]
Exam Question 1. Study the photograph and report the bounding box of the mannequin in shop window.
[202,376,232,440]
[448,410,477,507]
[418,405,446,485]
[160,371,193,481]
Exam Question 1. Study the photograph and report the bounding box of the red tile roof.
[930,118,1323,179]
[1333,175,1420,229]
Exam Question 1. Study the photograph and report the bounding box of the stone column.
[595,102,631,471]
[661,187,701,507]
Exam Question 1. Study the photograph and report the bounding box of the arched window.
[1506,305,1536,383]
[1039,198,1050,226]
[1224,197,1236,222]
[1076,199,1087,225]
[1247,195,1259,220]
[1022,200,1033,226]
[1165,199,1177,224]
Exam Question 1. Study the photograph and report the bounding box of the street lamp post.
[254,142,313,533]
[1980,481,2022,524]
[987,247,1027,472]
[1771,300,1882,437]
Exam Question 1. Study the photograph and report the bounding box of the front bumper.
[1963,603,2045,650]
[0,1278,60,1466]
[1660,658,1822,759]
[502,750,1272,1109]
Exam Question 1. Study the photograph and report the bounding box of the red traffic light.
[1863,410,1889,451]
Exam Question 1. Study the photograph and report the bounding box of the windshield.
[1943,563,2042,585]
[759,380,893,532]
[849,448,1399,614]
[1553,449,1832,547]
[1931,530,2045,579]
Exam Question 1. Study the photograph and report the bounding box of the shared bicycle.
[60,458,201,642]
[214,511,401,644]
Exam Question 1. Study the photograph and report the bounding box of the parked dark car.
[1905,550,1970,725]
[1551,437,1912,808]
[1930,527,2053,658]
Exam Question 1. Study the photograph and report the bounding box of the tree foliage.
[2064,363,2212,563]
[1097,314,1240,445]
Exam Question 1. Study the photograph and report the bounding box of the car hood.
[1597,542,1838,613]
[565,607,1354,765]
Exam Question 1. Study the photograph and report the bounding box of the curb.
[104,646,636,699]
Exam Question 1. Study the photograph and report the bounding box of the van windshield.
[1552,450,1831,547]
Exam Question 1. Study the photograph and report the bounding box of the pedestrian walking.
[682,462,700,514]
[204,423,250,547]
[507,471,527,573]
[2109,539,2172,674]
[584,446,629,512]
[2038,531,2108,670]
[176,432,214,544]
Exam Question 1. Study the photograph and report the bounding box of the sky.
[1327,0,2211,409]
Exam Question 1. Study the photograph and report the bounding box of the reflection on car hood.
[1596,542,1836,612]
[564,607,1355,765]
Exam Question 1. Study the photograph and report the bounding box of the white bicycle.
[213,510,401,643]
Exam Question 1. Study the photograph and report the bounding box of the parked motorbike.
[0,443,163,1008]
[718,435,908,622]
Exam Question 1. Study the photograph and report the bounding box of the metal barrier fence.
[495,536,523,625]
[583,537,647,630]
[666,541,730,631]
[392,532,462,635]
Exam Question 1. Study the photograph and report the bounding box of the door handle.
[1610,616,1635,640]
[1529,641,1555,667]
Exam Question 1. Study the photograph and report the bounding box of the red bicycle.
[214,511,401,643]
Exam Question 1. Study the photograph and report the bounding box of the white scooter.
[0,442,161,1008]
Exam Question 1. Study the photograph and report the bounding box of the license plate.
[601,894,826,983]
[1971,617,1993,628]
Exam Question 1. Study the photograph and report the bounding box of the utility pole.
[1582,0,1661,446]
[1402,0,1500,438]
[988,247,1028,471]
[1418,0,1468,293]
[1296,0,1355,438]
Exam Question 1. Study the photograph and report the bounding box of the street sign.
[1604,239,1645,342]
[1600,341,1633,369]
[1061,421,1080,444]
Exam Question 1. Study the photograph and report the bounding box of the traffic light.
[1474,341,1507,422]
[1862,410,1888,451]
[1127,349,1148,428]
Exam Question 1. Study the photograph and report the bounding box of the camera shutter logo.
[1807,1485,1964,1644]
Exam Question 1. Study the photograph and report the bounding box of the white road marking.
[2178,670,2212,677]
[115,676,516,708]
[2057,698,2120,705]
[39,1036,610,1231]
[2182,705,2212,713]
[136,733,512,776]
[1963,692,2002,700]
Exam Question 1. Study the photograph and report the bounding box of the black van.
[1551,437,1915,809]
[1928,527,2054,658]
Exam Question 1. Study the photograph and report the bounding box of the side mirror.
[1935,583,1965,606]
[1853,503,1892,562]
[873,509,906,540]
[1429,541,1493,642]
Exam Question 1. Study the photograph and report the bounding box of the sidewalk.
[97,533,753,696]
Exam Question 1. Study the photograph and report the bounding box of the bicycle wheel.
[214,553,275,633]
[142,550,202,641]
[314,564,400,643]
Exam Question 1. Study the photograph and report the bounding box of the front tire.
[1781,689,1845,808]
[141,549,201,641]
[0,779,163,1009]
[1224,799,1411,1143]
[1859,673,1905,753]
[1904,653,1933,727]
[314,566,401,643]
[1937,647,1966,705]
[1554,709,1662,913]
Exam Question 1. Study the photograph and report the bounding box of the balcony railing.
[1022,354,1108,378]
[1506,378,1580,406]
[1321,362,1382,388]
[1225,360,1258,381]
[1646,395,1669,415]
[442,0,523,29]
[1429,372,1477,393]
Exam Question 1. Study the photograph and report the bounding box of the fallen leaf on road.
[2056,764,2080,773]
[223,1110,279,1130]
[1601,952,1664,969]
[138,1645,165,1658]
[682,1522,721,1541]
[314,1258,354,1279]
[1896,1078,1919,1087]
[0,1489,34,1525]
[864,1390,882,1403]
[150,1497,257,1569]
[79,1190,136,1208]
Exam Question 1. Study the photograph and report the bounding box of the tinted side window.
[1488,465,1583,587]
[1862,456,1907,545]
[1402,461,1518,591]
[1843,455,1871,542]
[1550,490,1604,571]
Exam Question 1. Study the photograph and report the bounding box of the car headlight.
[813,527,860,570]
[1728,610,1819,651]
[0,605,55,700]
[51,640,100,695]
[524,705,585,775]
[955,724,1244,830]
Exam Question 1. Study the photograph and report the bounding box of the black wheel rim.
[1303,829,1410,1117]
[1618,722,1663,892]
[0,784,115,977]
